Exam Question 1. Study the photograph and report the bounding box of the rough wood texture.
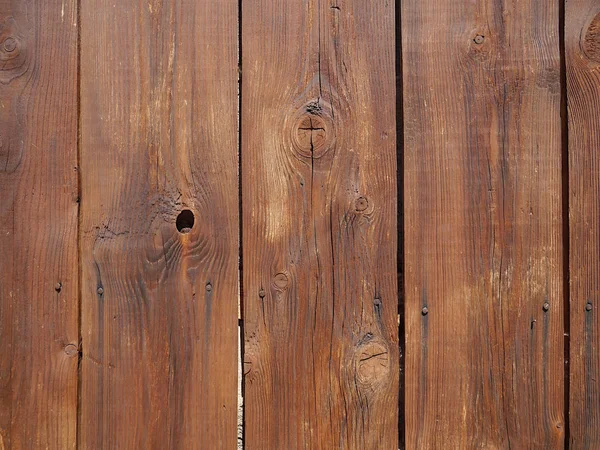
[566,2,600,448]
[242,0,398,448]
[80,0,238,448]
[403,0,564,447]
[0,1,79,448]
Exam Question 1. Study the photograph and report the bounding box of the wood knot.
[3,37,16,52]
[0,17,29,84]
[243,353,258,384]
[64,344,79,357]
[290,101,334,159]
[583,12,600,62]
[355,340,389,386]
[355,197,369,212]
[466,29,491,62]
[473,34,485,45]
[273,272,289,290]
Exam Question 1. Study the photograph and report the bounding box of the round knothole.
[176,209,195,233]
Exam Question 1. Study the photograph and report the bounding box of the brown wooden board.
[242,0,398,448]
[566,1,600,448]
[402,0,565,447]
[0,1,79,448]
[80,1,239,447]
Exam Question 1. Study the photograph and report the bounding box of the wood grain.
[80,0,239,448]
[242,0,398,448]
[402,0,565,447]
[0,1,79,448]
[566,1,600,448]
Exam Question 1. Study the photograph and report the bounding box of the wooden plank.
[80,1,238,447]
[403,0,564,447]
[242,0,398,448]
[0,1,79,448]
[566,2,600,448]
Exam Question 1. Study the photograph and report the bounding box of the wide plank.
[403,0,564,447]
[80,0,239,447]
[0,1,79,448]
[566,1,600,448]
[242,0,398,448]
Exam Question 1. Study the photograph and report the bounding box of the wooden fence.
[0,0,599,448]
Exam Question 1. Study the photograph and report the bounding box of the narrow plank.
[80,0,238,447]
[0,1,79,448]
[242,0,398,448]
[566,2,600,448]
[403,0,564,447]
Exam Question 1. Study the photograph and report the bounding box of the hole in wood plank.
[176,209,195,233]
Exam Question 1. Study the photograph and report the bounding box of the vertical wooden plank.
[0,1,79,448]
[566,2,600,448]
[80,0,238,448]
[242,0,398,448]
[403,0,564,447]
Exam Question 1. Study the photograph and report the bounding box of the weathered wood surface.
[242,0,398,448]
[0,1,79,448]
[80,0,239,448]
[403,0,565,447]
[566,1,600,448]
